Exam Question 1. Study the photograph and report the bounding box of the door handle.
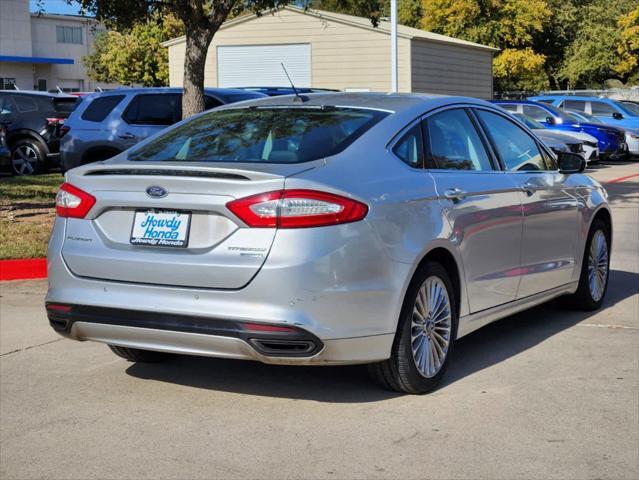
[521,182,537,195]
[444,187,467,201]
[118,132,136,140]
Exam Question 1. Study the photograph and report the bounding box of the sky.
[29,1,83,15]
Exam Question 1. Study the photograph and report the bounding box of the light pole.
[390,0,398,92]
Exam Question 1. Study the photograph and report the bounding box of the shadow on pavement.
[126,269,638,402]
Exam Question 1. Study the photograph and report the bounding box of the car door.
[423,107,524,312]
[474,108,580,298]
[118,93,182,149]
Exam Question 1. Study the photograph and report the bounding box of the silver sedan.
[46,93,612,394]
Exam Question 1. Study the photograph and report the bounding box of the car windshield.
[620,101,639,116]
[565,110,603,124]
[514,113,543,129]
[129,106,389,164]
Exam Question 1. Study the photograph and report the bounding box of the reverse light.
[55,183,96,218]
[227,189,368,228]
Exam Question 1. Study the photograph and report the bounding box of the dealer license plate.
[130,210,191,248]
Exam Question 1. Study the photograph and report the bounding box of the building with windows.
[0,0,118,92]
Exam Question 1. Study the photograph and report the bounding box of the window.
[536,98,555,105]
[0,95,15,114]
[591,101,617,117]
[81,95,125,122]
[498,104,518,112]
[37,79,47,92]
[424,109,493,171]
[476,110,548,172]
[128,107,388,164]
[56,26,83,44]
[12,95,38,113]
[562,99,586,112]
[123,94,181,125]
[204,96,223,110]
[1,78,16,90]
[393,124,423,168]
[522,105,551,122]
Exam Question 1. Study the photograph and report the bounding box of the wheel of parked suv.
[369,261,458,394]
[10,139,45,176]
[564,218,611,311]
[108,345,169,363]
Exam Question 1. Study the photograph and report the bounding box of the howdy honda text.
[130,211,190,247]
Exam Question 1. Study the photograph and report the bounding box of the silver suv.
[47,93,611,394]
[59,87,266,171]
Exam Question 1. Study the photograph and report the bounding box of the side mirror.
[545,116,556,125]
[558,151,586,174]
[612,112,624,120]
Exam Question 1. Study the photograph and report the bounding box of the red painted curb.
[606,173,639,184]
[0,258,47,281]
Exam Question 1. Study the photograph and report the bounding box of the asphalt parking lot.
[1,162,638,480]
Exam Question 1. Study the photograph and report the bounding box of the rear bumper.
[46,305,394,366]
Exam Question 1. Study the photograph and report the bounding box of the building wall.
[0,0,32,57]
[411,39,493,98]
[168,9,412,92]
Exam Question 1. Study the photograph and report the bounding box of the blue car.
[528,95,639,130]
[492,100,627,160]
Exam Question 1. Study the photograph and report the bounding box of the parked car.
[0,91,77,175]
[493,100,626,160]
[511,113,595,162]
[60,87,267,172]
[0,122,10,171]
[567,109,639,159]
[46,93,611,394]
[238,86,340,96]
[528,95,639,130]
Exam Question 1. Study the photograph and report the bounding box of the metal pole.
[391,0,398,92]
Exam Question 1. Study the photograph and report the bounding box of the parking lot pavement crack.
[0,338,63,357]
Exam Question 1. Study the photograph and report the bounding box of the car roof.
[217,92,494,114]
[0,90,75,98]
[90,87,266,96]
[531,95,617,102]
[492,99,542,105]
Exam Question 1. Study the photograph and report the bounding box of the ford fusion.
[46,93,612,394]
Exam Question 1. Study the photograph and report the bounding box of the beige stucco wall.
[168,9,412,92]
[411,39,493,98]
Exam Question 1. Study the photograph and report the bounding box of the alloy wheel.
[410,276,452,378]
[588,229,608,302]
[11,144,38,175]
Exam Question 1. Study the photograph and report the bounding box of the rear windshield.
[128,107,388,164]
[81,95,125,122]
[53,98,79,113]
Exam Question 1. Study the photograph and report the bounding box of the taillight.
[227,189,368,228]
[59,125,70,137]
[55,183,96,218]
[46,117,65,126]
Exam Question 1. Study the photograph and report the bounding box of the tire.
[369,261,458,394]
[108,345,169,363]
[564,219,611,311]
[10,138,46,176]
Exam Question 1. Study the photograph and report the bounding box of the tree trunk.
[182,28,214,119]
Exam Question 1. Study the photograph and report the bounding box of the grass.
[0,173,63,259]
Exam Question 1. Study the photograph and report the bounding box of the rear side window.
[204,96,222,110]
[123,94,181,125]
[424,109,493,171]
[12,95,38,113]
[536,98,555,105]
[562,99,586,111]
[0,95,14,114]
[81,95,125,122]
[128,107,388,164]
[476,110,548,172]
[393,124,423,168]
[591,101,616,117]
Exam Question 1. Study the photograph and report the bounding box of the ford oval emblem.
[146,185,168,198]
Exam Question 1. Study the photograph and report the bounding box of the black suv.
[0,91,78,175]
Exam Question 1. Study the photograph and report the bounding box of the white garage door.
[217,44,311,88]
